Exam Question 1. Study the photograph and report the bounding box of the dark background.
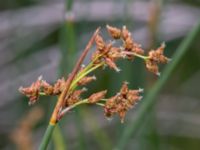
[0,0,200,149]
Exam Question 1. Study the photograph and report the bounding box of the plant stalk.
[39,28,100,150]
[39,124,55,150]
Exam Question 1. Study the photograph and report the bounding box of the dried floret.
[104,82,143,123]
[88,90,107,103]
[106,25,121,39]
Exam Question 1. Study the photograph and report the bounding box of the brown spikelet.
[95,34,105,50]
[77,76,96,86]
[105,58,120,72]
[19,76,42,105]
[53,78,65,95]
[41,80,54,95]
[65,88,86,106]
[145,60,159,75]
[106,25,121,39]
[132,43,144,55]
[104,82,143,123]
[120,82,129,96]
[156,42,165,54]
[124,36,134,50]
[122,26,130,40]
[104,42,113,53]
[107,47,126,62]
[148,43,169,63]
[88,90,107,103]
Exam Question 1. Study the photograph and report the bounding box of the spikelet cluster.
[19,25,169,123]
[104,82,143,123]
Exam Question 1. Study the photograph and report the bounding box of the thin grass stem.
[39,124,55,150]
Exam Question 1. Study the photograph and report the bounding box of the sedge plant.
[19,25,170,150]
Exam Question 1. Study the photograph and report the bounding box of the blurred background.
[0,0,200,149]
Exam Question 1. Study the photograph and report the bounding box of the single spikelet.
[88,90,107,103]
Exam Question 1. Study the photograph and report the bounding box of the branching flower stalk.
[19,25,170,149]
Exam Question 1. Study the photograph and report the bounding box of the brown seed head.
[65,88,86,106]
[104,95,118,118]
[19,77,42,105]
[145,60,159,75]
[77,76,96,86]
[122,26,130,40]
[156,42,165,54]
[105,57,121,72]
[127,90,142,105]
[120,82,129,96]
[88,90,107,103]
[132,43,144,55]
[95,34,105,50]
[148,43,169,64]
[53,78,65,95]
[41,80,54,95]
[107,47,123,60]
[104,42,113,54]
[106,25,121,39]
[124,36,134,50]
[159,55,169,64]
[104,82,143,123]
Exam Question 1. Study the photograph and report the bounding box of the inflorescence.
[19,25,169,123]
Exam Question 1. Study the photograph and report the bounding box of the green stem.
[96,103,105,107]
[116,21,200,149]
[60,99,107,120]
[39,98,108,150]
[70,63,104,90]
[132,52,149,60]
[39,124,55,150]
[52,126,67,150]
[39,100,88,150]
[39,92,46,96]
[100,99,107,102]
[69,54,103,89]
[60,99,89,116]
[66,0,73,10]
[122,51,149,60]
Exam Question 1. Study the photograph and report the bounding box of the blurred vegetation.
[0,0,200,150]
